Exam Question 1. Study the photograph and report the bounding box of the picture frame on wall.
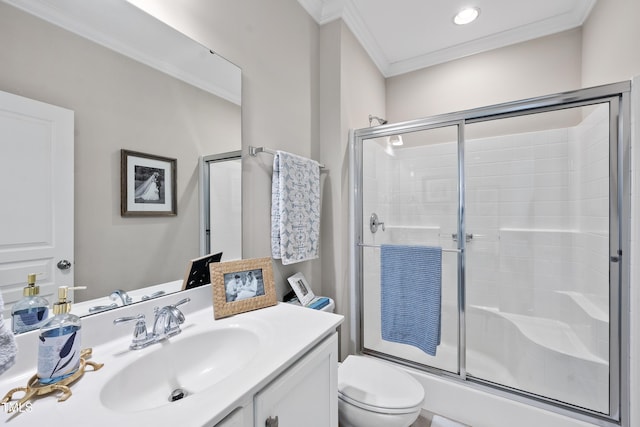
[121,149,177,217]
[210,257,277,319]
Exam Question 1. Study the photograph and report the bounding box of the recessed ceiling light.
[454,7,480,25]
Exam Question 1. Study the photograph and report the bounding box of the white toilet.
[338,355,425,427]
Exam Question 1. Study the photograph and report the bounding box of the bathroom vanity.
[0,284,343,426]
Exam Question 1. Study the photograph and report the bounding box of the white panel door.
[0,90,74,318]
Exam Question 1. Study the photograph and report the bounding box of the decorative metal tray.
[1,348,103,413]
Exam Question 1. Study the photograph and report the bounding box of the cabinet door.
[254,333,338,427]
[215,404,253,427]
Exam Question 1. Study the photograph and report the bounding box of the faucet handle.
[113,314,152,350]
[172,297,190,308]
[169,298,190,326]
[110,289,133,305]
[141,290,165,301]
[153,297,191,339]
[113,313,145,324]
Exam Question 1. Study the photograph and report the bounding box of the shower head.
[369,114,387,126]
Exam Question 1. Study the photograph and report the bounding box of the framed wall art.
[210,257,277,319]
[121,149,177,217]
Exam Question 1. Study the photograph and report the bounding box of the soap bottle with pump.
[11,273,49,334]
[37,286,85,384]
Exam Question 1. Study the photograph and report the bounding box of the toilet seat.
[338,392,419,415]
[338,356,424,414]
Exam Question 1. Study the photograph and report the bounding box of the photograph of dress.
[134,166,165,203]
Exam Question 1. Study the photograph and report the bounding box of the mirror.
[0,0,241,324]
[202,152,243,261]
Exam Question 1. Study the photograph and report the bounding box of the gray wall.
[319,20,386,356]
[386,28,583,122]
[582,0,640,87]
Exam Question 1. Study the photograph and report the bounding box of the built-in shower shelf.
[555,291,608,322]
[470,306,607,365]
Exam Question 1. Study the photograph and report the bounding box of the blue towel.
[381,244,442,356]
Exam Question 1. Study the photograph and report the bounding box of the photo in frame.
[287,272,315,306]
[121,149,177,217]
[182,251,223,290]
[210,257,277,319]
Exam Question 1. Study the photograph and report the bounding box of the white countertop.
[0,284,343,426]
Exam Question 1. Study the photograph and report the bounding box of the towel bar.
[358,243,461,253]
[248,145,326,168]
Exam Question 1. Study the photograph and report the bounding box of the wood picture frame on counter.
[121,149,177,217]
[211,257,277,319]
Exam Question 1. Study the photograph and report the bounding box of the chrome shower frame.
[350,81,631,427]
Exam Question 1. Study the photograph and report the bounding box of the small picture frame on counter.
[287,272,315,306]
[210,257,277,319]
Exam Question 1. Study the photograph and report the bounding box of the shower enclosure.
[351,82,630,426]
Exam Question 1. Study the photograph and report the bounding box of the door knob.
[57,259,72,270]
[266,415,279,427]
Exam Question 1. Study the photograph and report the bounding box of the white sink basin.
[100,327,260,412]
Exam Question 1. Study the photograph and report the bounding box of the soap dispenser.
[37,286,85,384]
[11,273,49,334]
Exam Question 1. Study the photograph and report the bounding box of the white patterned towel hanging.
[0,290,17,375]
[271,151,320,265]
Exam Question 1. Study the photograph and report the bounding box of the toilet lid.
[338,356,425,411]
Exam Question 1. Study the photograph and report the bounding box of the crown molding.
[385,2,596,77]
[298,0,597,78]
[295,0,324,23]
[340,0,390,76]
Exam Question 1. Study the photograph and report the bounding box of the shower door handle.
[452,233,475,242]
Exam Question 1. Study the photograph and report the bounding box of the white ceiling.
[297,0,597,77]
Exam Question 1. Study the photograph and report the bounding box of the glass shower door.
[463,104,611,413]
[360,125,460,373]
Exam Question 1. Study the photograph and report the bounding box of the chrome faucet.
[110,289,133,306]
[113,297,190,350]
[89,289,133,313]
[152,298,189,339]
